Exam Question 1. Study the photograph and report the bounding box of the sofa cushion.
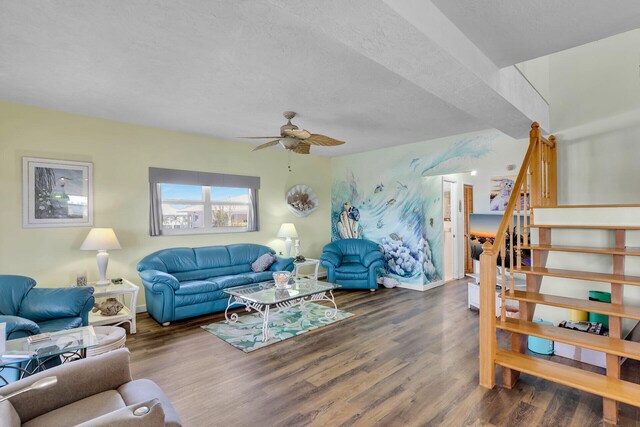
[211,275,253,289]
[336,262,369,274]
[175,290,226,307]
[241,271,275,283]
[194,246,232,269]
[174,280,221,296]
[227,244,273,266]
[118,379,182,427]
[37,317,83,333]
[23,390,125,427]
[251,253,276,272]
[154,248,198,273]
[172,265,250,282]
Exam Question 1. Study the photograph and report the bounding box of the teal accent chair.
[0,275,95,384]
[320,239,384,290]
[0,275,95,340]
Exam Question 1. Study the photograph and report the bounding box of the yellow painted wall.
[0,101,331,307]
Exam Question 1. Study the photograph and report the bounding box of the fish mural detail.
[336,202,362,239]
[332,132,498,286]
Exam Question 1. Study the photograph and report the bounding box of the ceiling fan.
[241,111,345,154]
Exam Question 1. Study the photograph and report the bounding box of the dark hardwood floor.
[126,279,640,426]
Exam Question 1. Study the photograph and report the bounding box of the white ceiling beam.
[270,0,549,137]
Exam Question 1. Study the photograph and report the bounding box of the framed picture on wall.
[22,157,93,228]
[489,175,529,212]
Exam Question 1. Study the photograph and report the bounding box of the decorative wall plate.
[286,185,318,217]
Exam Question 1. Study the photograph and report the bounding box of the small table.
[224,278,339,342]
[89,279,139,334]
[293,258,320,279]
[0,326,98,385]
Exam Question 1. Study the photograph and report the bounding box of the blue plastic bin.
[527,318,554,355]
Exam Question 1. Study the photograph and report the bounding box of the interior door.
[464,184,474,274]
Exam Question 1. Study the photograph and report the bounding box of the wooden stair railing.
[478,122,640,425]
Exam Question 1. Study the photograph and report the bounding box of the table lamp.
[277,223,298,257]
[80,228,121,285]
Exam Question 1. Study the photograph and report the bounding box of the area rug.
[201,302,353,352]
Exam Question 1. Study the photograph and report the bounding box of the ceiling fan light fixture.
[280,137,299,149]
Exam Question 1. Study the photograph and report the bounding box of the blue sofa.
[137,244,294,325]
[0,275,95,340]
[320,239,385,290]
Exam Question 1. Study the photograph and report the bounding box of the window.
[149,168,259,236]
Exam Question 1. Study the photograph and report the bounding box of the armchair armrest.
[0,315,40,340]
[320,251,342,268]
[1,349,133,423]
[139,270,180,291]
[17,287,94,323]
[76,399,166,427]
[269,256,294,272]
[362,251,384,268]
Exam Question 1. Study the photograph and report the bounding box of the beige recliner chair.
[0,348,181,427]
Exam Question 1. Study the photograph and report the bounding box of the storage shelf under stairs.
[497,318,640,360]
[508,290,640,321]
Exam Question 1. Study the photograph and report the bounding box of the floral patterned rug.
[201,302,353,352]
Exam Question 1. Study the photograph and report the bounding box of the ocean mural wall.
[331,130,509,287]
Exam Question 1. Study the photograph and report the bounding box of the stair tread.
[528,224,640,230]
[516,266,640,286]
[522,244,640,256]
[507,290,640,321]
[497,318,640,360]
[495,349,640,407]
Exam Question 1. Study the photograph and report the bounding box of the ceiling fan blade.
[239,136,282,139]
[252,139,281,151]
[305,134,345,146]
[292,142,311,154]
[283,128,312,139]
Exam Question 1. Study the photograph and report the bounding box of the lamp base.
[95,280,110,286]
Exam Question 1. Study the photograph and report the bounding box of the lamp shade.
[277,223,298,239]
[80,228,122,251]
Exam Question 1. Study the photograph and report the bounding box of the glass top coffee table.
[224,278,339,342]
[0,326,98,385]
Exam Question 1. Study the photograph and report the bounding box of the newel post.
[479,241,497,388]
[548,135,558,206]
[529,122,542,207]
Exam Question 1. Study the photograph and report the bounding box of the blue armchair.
[0,275,95,340]
[320,239,384,290]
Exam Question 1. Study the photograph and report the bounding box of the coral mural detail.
[331,133,497,286]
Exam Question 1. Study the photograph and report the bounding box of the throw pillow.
[251,253,276,272]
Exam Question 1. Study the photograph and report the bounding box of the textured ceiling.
[0,1,632,156]
[0,1,489,156]
[432,0,640,67]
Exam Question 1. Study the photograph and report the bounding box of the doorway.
[464,184,474,274]
[443,179,458,282]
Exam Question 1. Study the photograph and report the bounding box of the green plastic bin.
[588,290,611,328]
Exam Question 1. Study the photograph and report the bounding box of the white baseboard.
[397,280,445,292]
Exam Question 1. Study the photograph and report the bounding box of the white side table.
[293,258,320,280]
[88,279,139,334]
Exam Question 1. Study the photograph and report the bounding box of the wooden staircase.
[478,123,640,425]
